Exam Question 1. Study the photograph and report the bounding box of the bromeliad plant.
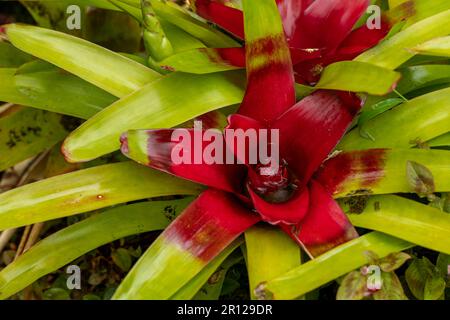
[0,0,449,300]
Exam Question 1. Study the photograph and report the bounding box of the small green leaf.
[396,65,450,94]
[112,248,132,272]
[406,160,435,197]
[336,271,368,300]
[0,42,33,68]
[410,36,450,58]
[373,272,408,300]
[149,0,239,48]
[43,288,70,300]
[363,250,380,265]
[358,98,404,133]
[436,253,450,278]
[428,132,450,148]
[379,252,411,272]
[424,275,446,300]
[315,61,401,96]
[405,257,435,299]
[88,272,107,286]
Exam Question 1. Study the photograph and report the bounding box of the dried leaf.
[373,272,408,300]
[336,271,368,300]
[406,160,435,197]
[379,252,411,272]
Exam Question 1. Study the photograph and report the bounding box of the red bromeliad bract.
[192,0,390,84]
[120,0,371,259]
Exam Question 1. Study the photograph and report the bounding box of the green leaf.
[245,225,301,300]
[62,71,245,162]
[344,195,450,254]
[0,42,33,68]
[406,160,435,197]
[379,252,411,272]
[387,0,450,29]
[13,61,116,118]
[0,198,193,299]
[171,240,242,300]
[372,272,408,300]
[255,232,412,300]
[74,0,121,10]
[157,48,242,74]
[193,252,243,300]
[112,248,133,272]
[42,288,70,300]
[5,24,160,97]
[410,36,450,57]
[0,106,68,171]
[20,0,79,31]
[358,98,404,131]
[406,257,431,299]
[322,149,450,198]
[0,162,202,231]
[149,0,239,48]
[338,88,450,150]
[336,271,367,300]
[84,7,142,53]
[436,253,450,278]
[160,19,206,54]
[141,0,173,61]
[355,9,450,69]
[424,274,446,300]
[428,132,450,147]
[0,65,117,119]
[396,65,450,94]
[314,61,401,95]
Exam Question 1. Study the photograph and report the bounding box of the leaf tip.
[120,132,129,156]
[254,282,274,300]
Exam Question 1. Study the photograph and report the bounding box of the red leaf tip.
[119,132,129,155]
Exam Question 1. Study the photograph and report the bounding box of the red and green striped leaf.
[237,0,295,123]
[273,90,362,187]
[120,128,246,193]
[282,180,358,258]
[316,149,450,198]
[113,189,259,299]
